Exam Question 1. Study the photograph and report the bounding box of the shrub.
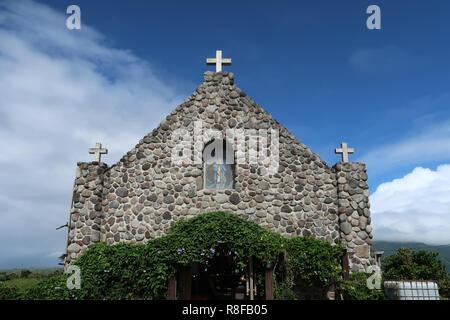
[0,272,11,282]
[383,248,448,281]
[285,236,343,287]
[20,270,32,279]
[382,248,449,299]
[340,272,386,300]
[0,282,20,300]
[73,240,171,300]
[437,276,450,298]
[21,274,72,300]
[19,212,348,300]
[271,236,343,300]
[273,280,297,300]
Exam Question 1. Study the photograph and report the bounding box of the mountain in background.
[373,241,450,272]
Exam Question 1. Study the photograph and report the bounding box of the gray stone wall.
[334,162,374,272]
[65,72,375,273]
[67,162,107,263]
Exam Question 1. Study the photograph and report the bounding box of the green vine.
[20,211,344,300]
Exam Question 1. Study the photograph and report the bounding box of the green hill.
[373,241,450,272]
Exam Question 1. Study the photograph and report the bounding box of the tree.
[382,248,449,298]
[20,269,32,279]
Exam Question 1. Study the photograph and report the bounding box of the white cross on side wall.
[335,142,354,163]
[88,142,108,162]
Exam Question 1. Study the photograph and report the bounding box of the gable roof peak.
[203,71,235,86]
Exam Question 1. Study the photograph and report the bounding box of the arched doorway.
[189,252,246,300]
[165,212,276,301]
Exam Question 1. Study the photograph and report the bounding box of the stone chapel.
[65,51,377,276]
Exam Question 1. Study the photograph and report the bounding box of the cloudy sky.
[0,0,449,268]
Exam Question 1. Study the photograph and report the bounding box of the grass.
[0,267,64,294]
[2,278,43,291]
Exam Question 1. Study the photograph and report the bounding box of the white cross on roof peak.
[206,50,232,72]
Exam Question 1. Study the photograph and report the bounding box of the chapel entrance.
[190,255,246,300]
[170,256,274,300]
[172,252,267,300]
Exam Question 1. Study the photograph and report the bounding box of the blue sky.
[0,0,449,268]
[46,0,450,187]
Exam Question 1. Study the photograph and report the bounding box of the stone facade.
[334,162,374,271]
[65,71,375,272]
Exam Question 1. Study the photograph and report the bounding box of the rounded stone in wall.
[82,236,90,245]
[363,208,370,217]
[359,216,368,229]
[68,243,81,254]
[164,196,175,204]
[340,222,352,235]
[357,231,368,240]
[286,226,295,233]
[116,188,129,198]
[229,193,240,205]
[255,195,265,203]
[136,234,145,241]
[215,194,228,204]
[81,190,92,197]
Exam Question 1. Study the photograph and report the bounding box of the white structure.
[384,281,440,300]
[88,142,108,162]
[206,50,232,72]
[335,142,354,163]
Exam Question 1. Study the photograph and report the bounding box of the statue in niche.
[205,163,233,190]
[204,140,234,190]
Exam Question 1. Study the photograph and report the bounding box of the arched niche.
[203,139,235,190]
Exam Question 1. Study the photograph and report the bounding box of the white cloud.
[370,165,450,245]
[349,46,419,74]
[359,121,450,175]
[0,0,187,268]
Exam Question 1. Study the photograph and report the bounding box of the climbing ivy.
[284,236,343,286]
[20,211,344,300]
[166,211,284,269]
